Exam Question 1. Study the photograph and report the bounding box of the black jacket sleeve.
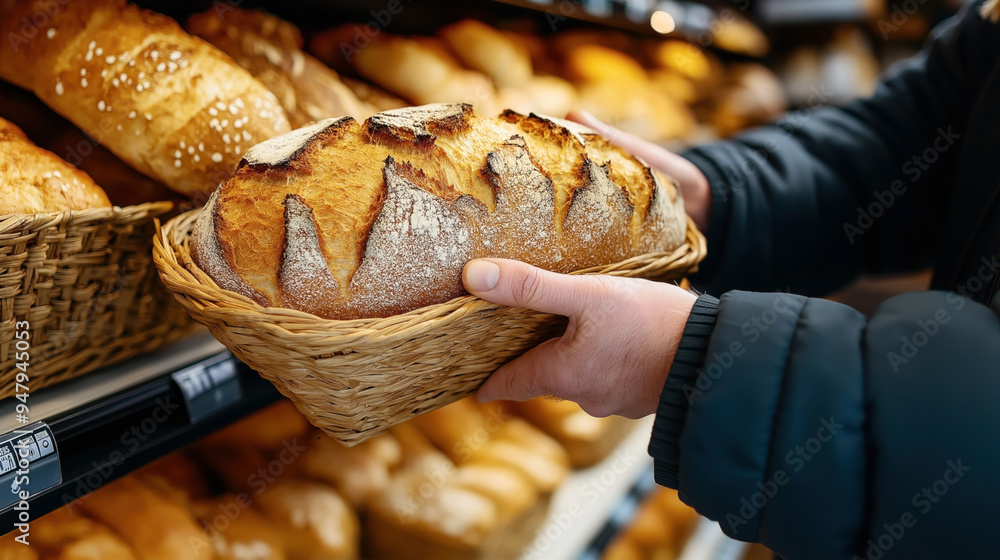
[685,2,1000,297]
[649,291,1000,559]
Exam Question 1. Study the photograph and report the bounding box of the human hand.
[463,259,697,419]
[567,110,711,231]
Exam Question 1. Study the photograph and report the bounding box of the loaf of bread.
[74,477,212,560]
[437,20,533,87]
[186,8,373,128]
[134,453,212,505]
[0,117,111,213]
[0,0,291,199]
[190,495,287,560]
[193,103,687,320]
[338,77,408,112]
[300,432,403,508]
[254,480,359,560]
[32,507,138,560]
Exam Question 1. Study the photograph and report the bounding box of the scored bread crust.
[192,103,687,320]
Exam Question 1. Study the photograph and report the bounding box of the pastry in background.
[519,75,578,118]
[711,63,787,137]
[0,530,38,560]
[502,398,636,468]
[550,30,643,62]
[0,0,292,199]
[254,480,360,560]
[199,400,310,451]
[134,452,213,506]
[314,28,497,112]
[186,8,374,127]
[649,69,701,105]
[0,117,111,213]
[562,44,648,84]
[647,40,721,95]
[438,20,533,87]
[339,77,408,111]
[190,495,288,560]
[74,477,212,560]
[192,443,272,493]
[576,81,695,142]
[820,27,879,103]
[711,16,770,57]
[299,431,402,508]
[601,488,699,560]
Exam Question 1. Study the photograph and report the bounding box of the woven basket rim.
[0,200,175,232]
[154,207,707,336]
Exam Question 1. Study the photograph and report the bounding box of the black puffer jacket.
[648,3,1000,559]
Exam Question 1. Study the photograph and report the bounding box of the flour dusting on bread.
[198,103,690,319]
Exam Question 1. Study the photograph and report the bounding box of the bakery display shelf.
[522,416,747,560]
[0,330,281,527]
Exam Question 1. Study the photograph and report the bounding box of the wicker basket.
[0,202,197,397]
[153,208,707,445]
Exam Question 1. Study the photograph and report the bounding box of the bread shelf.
[0,331,281,527]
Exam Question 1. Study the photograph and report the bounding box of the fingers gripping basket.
[1,202,196,397]
[154,208,707,445]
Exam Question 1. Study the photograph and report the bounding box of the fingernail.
[465,260,500,292]
[475,389,494,403]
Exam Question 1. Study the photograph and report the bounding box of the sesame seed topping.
[174,159,182,168]
[120,73,126,81]
[216,102,226,111]
[106,55,116,64]
[221,119,229,128]
[234,145,241,155]
[170,51,181,61]
[151,51,159,61]
[211,152,223,163]
[242,130,252,141]
[235,98,245,108]
[229,103,239,114]
[101,70,108,78]
[128,111,136,118]
[55,82,64,95]
[53,171,61,178]
[145,113,152,121]
[193,154,200,162]
[174,150,182,158]
[138,72,145,79]
[208,107,218,116]
[112,78,119,86]
[234,119,243,128]
[179,140,186,148]
[81,77,88,88]
[88,41,96,50]
[167,62,177,72]
[116,124,122,131]
[222,134,231,144]
[142,82,150,89]
[136,84,143,92]
[156,63,166,72]
[80,68,86,76]
[187,146,195,154]
[97,100,105,111]
[128,60,136,67]
[95,47,103,56]
[46,28,55,39]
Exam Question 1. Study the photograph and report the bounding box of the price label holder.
[171,352,243,424]
[0,422,61,513]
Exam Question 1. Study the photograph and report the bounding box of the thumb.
[462,258,592,316]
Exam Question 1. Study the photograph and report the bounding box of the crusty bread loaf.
[74,477,212,560]
[193,103,687,320]
[254,480,359,560]
[186,8,374,128]
[0,117,111,213]
[0,0,291,199]
[437,20,533,87]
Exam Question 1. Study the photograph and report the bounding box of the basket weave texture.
[154,208,707,445]
[0,202,196,397]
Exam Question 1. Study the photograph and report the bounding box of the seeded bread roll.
[0,117,111,213]
[186,8,374,128]
[192,103,687,320]
[0,0,291,199]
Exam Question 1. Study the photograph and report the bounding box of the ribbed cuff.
[648,294,720,489]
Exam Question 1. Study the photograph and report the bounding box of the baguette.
[0,0,291,199]
[437,20,533,87]
[0,117,111,213]
[186,8,374,128]
[193,103,687,320]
